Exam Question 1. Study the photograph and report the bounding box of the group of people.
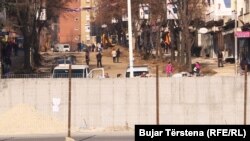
[1,38,19,75]
[84,43,103,68]
[85,50,103,68]
[165,61,201,77]
[85,46,122,68]
[111,48,121,63]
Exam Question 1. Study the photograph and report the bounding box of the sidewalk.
[192,57,236,76]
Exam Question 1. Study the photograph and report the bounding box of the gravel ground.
[0,104,69,136]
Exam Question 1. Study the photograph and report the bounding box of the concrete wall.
[0,77,249,129]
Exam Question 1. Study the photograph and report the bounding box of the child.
[165,61,173,77]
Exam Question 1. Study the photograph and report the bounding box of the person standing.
[97,43,102,53]
[91,43,96,52]
[111,48,117,63]
[218,51,224,67]
[96,52,102,68]
[193,62,201,76]
[85,50,90,65]
[165,61,173,77]
[116,48,121,63]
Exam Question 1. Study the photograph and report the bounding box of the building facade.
[58,0,81,51]
[237,0,250,61]
[202,0,250,62]
[57,0,97,51]
[80,0,97,46]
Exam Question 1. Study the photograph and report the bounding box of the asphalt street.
[0,134,134,141]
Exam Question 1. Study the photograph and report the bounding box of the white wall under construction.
[0,77,249,130]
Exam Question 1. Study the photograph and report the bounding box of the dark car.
[240,58,250,71]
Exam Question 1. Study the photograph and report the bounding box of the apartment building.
[237,0,250,61]
[202,0,250,61]
[58,0,81,51]
[80,0,97,46]
[57,0,97,51]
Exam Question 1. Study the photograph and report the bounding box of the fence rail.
[1,73,52,79]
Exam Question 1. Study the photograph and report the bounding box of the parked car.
[52,64,90,78]
[125,65,150,78]
[53,43,70,52]
[52,64,105,78]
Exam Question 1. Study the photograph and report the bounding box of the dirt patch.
[0,104,70,135]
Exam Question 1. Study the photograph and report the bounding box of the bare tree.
[1,0,72,72]
[169,0,207,70]
[96,0,207,69]
[96,0,166,59]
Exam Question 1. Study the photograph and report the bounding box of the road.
[0,133,134,141]
[0,135,133,141]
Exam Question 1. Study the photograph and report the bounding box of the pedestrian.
[104,73,110,78]
[97,43,102,52]
[77,42,81,52]
[116,48,121,63]
[111,48,117,63]
[91,43,95,52]
[85,50,90,65]
[13,41,18,56]
[193,62,201,76]
[96,52,102,68]
[117,73,122,78]
[218,51,224,67]
[240,57,248,74]
[165,61,173,77]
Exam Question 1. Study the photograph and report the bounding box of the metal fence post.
[0,61,1,79]
[68,64,72,137]
[244,64,248,125]
[156,65,159,125]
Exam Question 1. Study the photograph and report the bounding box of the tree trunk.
[33,29,42,67]
[180,31,185,64]
[23,36,32,72]
[156,31,161,60]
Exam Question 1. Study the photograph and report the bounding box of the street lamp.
[234,10,238,75]
[127,0,134,78]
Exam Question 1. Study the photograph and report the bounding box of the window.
[85,25,90,32]
[86,35,90,40]
[246,0,250,13]
[53,69,84,78]
[86,14,90,21]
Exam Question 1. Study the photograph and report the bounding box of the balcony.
[238,13,250,27]
[205,11,221,23]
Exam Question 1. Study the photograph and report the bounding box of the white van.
[52,64,105,78]
[54,43,70,52]
[52,64,89,78]
[125,66,150,78]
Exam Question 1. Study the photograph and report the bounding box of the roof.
[126,66,149,72]
[54,64,89,70]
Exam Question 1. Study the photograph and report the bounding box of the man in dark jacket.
[85,51,90,65]
[218,51,223,67]
[96,52,102,68]
[116,48,121,63]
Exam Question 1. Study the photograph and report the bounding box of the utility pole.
[234,2,238,75]
[127,0,134,78]
[244,65,248,125]
[156,65,159,125]
[68,64,72,137]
